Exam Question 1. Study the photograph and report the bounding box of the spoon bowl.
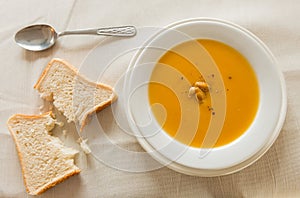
[15,24,137,51]
[15,24,57,51]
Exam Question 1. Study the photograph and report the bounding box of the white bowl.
[124,18,287,176]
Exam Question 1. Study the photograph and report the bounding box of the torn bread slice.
[7,112,80,195]
[34,58,117,131]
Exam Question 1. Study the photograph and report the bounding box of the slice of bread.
[34,58,117,131]
[7,112,80,195]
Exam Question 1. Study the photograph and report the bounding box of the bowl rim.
[125,18,287,176]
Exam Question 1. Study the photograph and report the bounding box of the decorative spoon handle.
[97,26,136,36]
[59,26,136,37]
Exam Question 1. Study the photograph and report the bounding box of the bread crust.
[32,168,80,195]
[7,112,80,195]
[34,59,59,90]
[34,58,117,131]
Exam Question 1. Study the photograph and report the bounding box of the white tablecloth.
[0,0,299,197]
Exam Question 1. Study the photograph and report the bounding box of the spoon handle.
[58,26,136,37]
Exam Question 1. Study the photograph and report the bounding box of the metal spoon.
[14,24,137,51]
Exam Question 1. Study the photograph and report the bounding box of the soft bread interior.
[34,58,117,131]
[7,112,80,195]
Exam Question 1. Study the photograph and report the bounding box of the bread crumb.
[44,120,55,131]
[49,103,54,111]
[39,103,54,114]
[62,130,67,137]
[39,105,44,112]
[77,138,91,154]
[55,121,64,127]
[39,93,53,101]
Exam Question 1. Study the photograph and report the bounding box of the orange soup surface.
[148,39,259,148]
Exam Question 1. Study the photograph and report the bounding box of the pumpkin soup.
[148,39,259,148]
